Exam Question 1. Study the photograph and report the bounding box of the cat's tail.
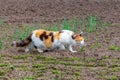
[11,33,32,47]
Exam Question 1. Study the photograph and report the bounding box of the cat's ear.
[79,31,83,36]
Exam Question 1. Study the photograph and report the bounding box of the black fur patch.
[49,32,53,36]
[59,30,63,33]
[51,35,54,42]
[16,33,32,47]
[39,31,54,42]
[72,35,75,39]
[49,32,54,42]
[39,31,47,41]
[34,45,37,49]
[80,34,82,36]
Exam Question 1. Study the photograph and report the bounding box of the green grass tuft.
[81,15,106,33]
[0,18,4,26]
[51,70,60,74]
[0,70,7,76]
[12,26,35,41]
[61,19,70,30]
[0,38,4,50]
[80,46,86,51]
[89,42,102,49]
[9,64,14,70]
[0,64,7,67]
[12,54,30,59]
[108,45,120,51]
[47,24,59,31]
[32,64,46,68]
[60,18,79,31]
[19,76,34,80]
[86,15,97,32]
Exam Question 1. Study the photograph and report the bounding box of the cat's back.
[59,30,74,44]
[61,30,74,35]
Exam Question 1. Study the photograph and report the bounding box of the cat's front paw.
[71,51,77,53]
[37,48,43,53]
[25,48,29,53]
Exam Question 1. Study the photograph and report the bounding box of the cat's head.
[72,33,84,46]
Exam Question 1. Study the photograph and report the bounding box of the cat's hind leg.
[58,44,66,50]
[25,42,34,52]
[37,48,43,53]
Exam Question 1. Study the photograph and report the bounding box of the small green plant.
[32,64,46,68]
[0,70,7,76]
[0,64,7,67]
[61,19,70,30]
[110,67,120,72]
[9,64,14,70]
[81,18,85,30]
[60,61,71,66]
[80,46,86,51]
[71,18,80,32]
[51,70,60,74]
[86,15,97,32]
[69,57,81,61]
[0,38,4,50]
[74,72,80,76]
[12,28,21,41]
[60,18,79,31]
[20,26,35,40]
[12,54,30,59]
[89,42,102,49]
[111,76,117,80]
[97,21,106,29]
[13,26,35,41]
[47,24,59,31]
[108,45,120,51]
[20,76,34,80]
[33,55,46,60]
[0,18,4,26]
[81,15,106,33]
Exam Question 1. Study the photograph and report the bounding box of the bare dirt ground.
[0,0,120,24]
[0,0,120,80]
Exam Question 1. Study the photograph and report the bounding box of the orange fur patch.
[72,34,83,42]
[34,29,61,48]
[43,31,61,48]
[35,29,46,38]
[54,31,60,40]
[34,29,54,48]
[43,36,53,48]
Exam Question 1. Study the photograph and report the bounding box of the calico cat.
[11,29,84,53]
